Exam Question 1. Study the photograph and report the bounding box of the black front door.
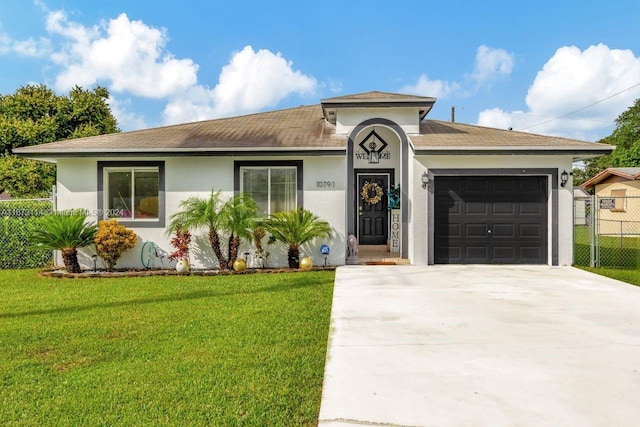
[357,172,390,245]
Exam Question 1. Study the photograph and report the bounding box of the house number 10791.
[316,181,335,188]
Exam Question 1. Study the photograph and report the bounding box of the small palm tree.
[264,207,333,268]
[30,210,97,273]
[168,190,229,269]
[221,193,258,269]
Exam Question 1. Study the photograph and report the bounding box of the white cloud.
[162,45,317,124]
[47,11,198,98]
[37,8,317,127]
[400,45,513,98]
[3,6,318,129]
[0,27,50,57]
[469,45,514,84]
[400,74,460,98]
[477,44,640,140]
[211,46,317,116]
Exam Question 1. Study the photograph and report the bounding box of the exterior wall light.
[421,171,429,189]
[560,170,569,187]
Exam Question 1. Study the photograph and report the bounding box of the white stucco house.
[15,91,612,268]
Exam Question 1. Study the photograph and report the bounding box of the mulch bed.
[39,266,336,279]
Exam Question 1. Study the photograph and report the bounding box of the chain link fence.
[574,194,640,268]
[0,196,55,269]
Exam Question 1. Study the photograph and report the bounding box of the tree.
[0,156,55,198]
[29,210,97,273]
[222,193,258,269]
[168,190,229,270]
[577,98,640,184]
[0,84,119,197]
[263,207,333,268]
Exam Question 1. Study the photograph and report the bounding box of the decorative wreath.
[361,181,384,205]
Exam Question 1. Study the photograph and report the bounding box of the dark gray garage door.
[434,176,548,264]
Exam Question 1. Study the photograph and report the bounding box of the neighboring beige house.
[582,168,640,236]
[15,91,613,269]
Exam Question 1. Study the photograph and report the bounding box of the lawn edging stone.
[39,266,336,279]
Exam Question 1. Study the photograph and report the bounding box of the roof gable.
[582,167,640,189]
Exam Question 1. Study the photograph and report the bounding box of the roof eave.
[414,146,613,157]
[15,146,347,159]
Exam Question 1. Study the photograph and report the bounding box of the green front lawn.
[0,270,335,426]
[578,266,640,287]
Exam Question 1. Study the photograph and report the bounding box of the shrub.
[94,220,137,271]
[263,208,333,268]
[30,210,97,273]
[168,227,191,262]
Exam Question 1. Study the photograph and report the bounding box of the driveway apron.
[318,265,640,427]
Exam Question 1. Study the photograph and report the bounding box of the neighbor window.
[98,161,165,227]
[235,161,302,217]
[610,189,627,212]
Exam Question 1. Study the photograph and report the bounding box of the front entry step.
[357,245,410,265]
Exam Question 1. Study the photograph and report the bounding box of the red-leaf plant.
[168,227,191,263]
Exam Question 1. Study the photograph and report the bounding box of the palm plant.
[30,210,97,273]
[221,193,258,269]
[263,207,333,268]
[168,190,228,269]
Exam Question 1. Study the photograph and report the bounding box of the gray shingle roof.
[14,99,612,159]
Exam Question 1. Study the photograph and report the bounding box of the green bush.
[0,200,53,269]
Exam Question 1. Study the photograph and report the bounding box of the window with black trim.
[235,161,303,217]
[98,161,165,227]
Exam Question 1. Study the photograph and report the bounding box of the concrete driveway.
[318,265,640,427]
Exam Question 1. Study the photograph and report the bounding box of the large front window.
[105,167,159,220]
[235,161,302,217]
[98,161,165,227]
[241,167,297,216]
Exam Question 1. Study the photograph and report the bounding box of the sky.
[1,0,639,142]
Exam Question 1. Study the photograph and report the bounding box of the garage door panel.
[520,223,544,238]
[465,246,489,260]
[492,246,515,262]
[492,223,515,238]
[493,179,516,193]
[520,202,544,214]
[465,180,488,193]
[493,202,515,214]
[434,176,548,264]
[438,223,461,238]
[465,223,487,237]
[466,201,488,214]
[520,246,543,260]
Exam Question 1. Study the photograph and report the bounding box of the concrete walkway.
[318,265,640,427]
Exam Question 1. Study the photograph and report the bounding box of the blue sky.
[1,0,639,141]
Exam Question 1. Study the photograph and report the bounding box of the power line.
[518,82,640,131]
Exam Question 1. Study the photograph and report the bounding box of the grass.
[0,269,335,426]
[574,225,640,268]
[578,266,640,288]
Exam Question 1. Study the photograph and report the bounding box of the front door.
[357,172,391,245]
